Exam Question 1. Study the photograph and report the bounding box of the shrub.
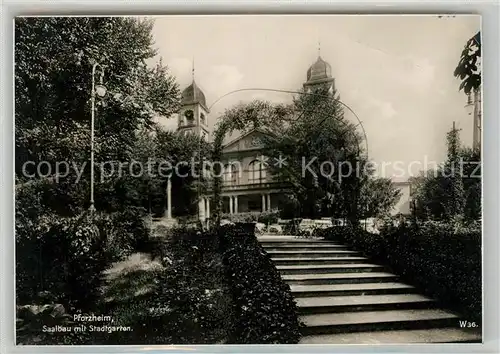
[220,211,279,225]
[321,219,481,322]
[16,211,116,311]
[100,227,232,345]
[108,206,150,257]
[386,220,481,322]
[15,208,150,309]
[219,224,301,344]
[16,304,92,345]
[321,225,388,261]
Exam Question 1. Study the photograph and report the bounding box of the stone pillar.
[198,198,205,221]
[229,196,233,214]
[234,195,238,214]
[262,194,265,212]
[267,194,271,212]
[205,198,210,230]
[166,177,172,219]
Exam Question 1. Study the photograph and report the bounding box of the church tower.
[177,64,210,141]
[303,46,335,94]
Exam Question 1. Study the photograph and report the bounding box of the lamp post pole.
[89,62,106,212]
[89,63,97,211]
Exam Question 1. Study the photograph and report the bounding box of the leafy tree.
[411,126,480,221]
[454,31,481,94]
[212,85,370,222]
[15,17,180,213]
[262,85,367,222]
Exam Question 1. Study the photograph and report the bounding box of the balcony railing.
[218,180,291,192]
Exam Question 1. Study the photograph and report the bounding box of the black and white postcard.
[15,15,482,345]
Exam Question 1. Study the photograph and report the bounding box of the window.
[200,113,206,125]
[248,160,267,184]
[184,110,194,124]
[223,163,239,185]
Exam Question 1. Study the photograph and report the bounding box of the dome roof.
[306,56,332,83]
[181,80,207,109]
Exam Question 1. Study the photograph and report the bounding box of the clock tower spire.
[177,64,210,141]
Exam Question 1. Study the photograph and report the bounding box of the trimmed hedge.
[220,211,279,225]
[322,221,481,322]
[219,223,301,344]
[320,225,389,262]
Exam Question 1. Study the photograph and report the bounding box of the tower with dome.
[177,77,210,141]
[303,55,335,93]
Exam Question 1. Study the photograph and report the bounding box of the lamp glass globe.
[95,85,107,98]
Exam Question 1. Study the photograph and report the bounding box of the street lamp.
[89,61,107,212]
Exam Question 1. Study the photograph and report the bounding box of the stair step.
[272,257,368,265]
[264,246,348,252]
[267,250,360,258]
[296,294,435,314]
[290,282,415,297]
[262,243,346,247]
[278,263,384,274]
[300,327,482,344]
[300,309,459,335]
[262,238,477,343]
[283,272,398,285]
[258,238,335,244]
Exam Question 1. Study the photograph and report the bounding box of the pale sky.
[150,15,481,180]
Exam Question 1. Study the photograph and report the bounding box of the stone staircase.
[260,236,482,344]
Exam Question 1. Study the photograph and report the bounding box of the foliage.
[322,219,481,322]
[107,206,150,257]
[219,224,302,344]
[16,207,150,311]
[154,128,212,217]
[16,304,92,345]
[263,86,366,221]
[322,225,389,261]
[212,86,368,223]
[15,17,180,212]
[442,125,466,217]
[99,227,232,345]
[278,195,302,219]
[454,31,481,94]
[411,126,480,221]
[15,17,230,345]
[358,177,402,219]
[16,211,112,310]
[460,147,482,219]
[220,211,279,225]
